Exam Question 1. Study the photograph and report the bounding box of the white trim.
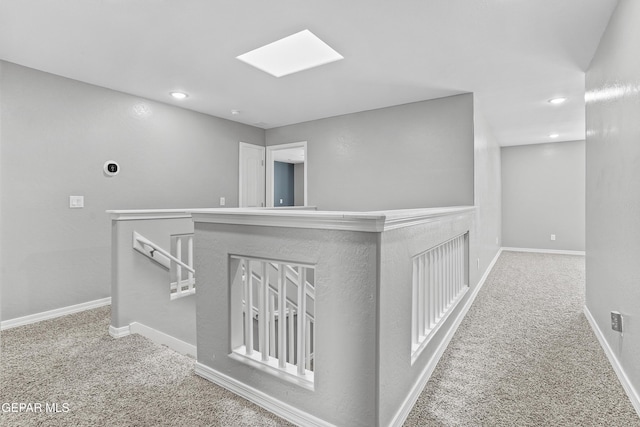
[109,324,131,338]
[107,209,193,221]
[195,362,334,427]
[390,248,503,427]
[0,297,112,331]
[380,207,475,231]
[583,306,640,417]
[129,322,197,358]
[229,349,314,391]
[189,206,475,233]
[191,209,386,232]
[502,247,585,256]
[266,141,308,208]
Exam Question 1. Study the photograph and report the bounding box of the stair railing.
[132,231,195,299]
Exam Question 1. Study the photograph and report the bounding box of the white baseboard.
[583,306,640,417]
[502,247,585,256]
[109,324,131,338]
[0,297,112,331]
[195,362,334,427]
[109,321,196,358]
[129,322,196,358]
[390,248,503,427]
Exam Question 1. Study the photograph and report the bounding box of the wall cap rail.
[189,206,475,232]
[107,206,318,222]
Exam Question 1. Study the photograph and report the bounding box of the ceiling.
[0,0,618,147]
[273,147,305,164]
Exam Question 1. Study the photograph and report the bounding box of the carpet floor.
[404,251,639,426]
[0,251,638,426]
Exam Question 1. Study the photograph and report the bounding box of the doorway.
[266,142,307,207]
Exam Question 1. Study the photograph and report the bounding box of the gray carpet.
[0,307,293,427]
[1,251,638,426]
[404,251,640,426]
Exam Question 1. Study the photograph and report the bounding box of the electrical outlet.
[220,197,225,206]
[477,258,480,270]
[611,311,623,333]
[495,237,499,245]
[550,234,556,241]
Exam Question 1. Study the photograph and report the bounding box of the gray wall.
[195,221,380,426]
[0,61,264,321]
[586,0,640,407]
[265,94,474,211]
[471,107,502,288]
[502,140,585,251]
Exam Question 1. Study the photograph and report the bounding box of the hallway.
[0,252,637,426]
[405,251,639,426]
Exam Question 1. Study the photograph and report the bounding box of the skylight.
[236,29,344,78]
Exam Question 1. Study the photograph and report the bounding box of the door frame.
[266,141,307,208]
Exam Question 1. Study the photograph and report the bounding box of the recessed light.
[237,29,344,78]
[549,133,560,139]
[548,97,567,105]
[170,91,188,100]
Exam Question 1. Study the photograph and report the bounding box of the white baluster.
[448,241,453,303]
[277,265,287,368]
[288,302,295,363]
[420,254,427,336]
[259,262,269,362]
[244,259,253,355]
[297,268,307,375]
[187,235,194,292]
[411,259,420,344]
[428,250,436,329]
[269,292,276,358]
[176,237,182,295]
[305,316,311,371]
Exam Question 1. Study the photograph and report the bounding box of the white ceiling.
[0,0,618,147]
[273,147,305,164]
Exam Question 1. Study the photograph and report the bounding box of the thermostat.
[104,160,120,177]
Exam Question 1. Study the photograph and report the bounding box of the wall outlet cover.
[611,311,623,333]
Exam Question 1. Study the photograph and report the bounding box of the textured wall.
[265,94,474,211]
[110,215,196,349]
[471,107,502,287]
[502,140,585,251]
[0,61,264,321]
[194,221,379,427]
[585,0,640,407]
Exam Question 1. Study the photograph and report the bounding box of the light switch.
[70,196,84,208]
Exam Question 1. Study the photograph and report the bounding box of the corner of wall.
[471,99,502,288]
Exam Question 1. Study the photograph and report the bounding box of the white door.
[239,142,265,208]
